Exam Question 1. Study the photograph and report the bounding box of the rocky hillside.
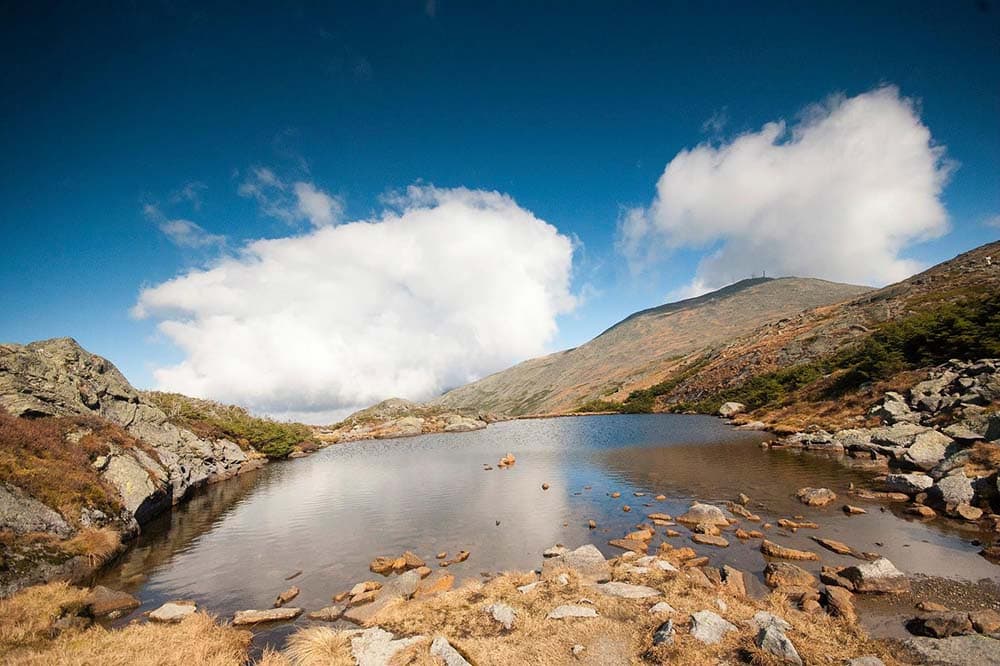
[643,240,1000,419]
[0,338,281,595]
[433,277,871,416]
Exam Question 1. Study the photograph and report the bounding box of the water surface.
[95,414,999,645]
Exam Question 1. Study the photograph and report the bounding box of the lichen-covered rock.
[0,338,258,523]
[0,482,73,537]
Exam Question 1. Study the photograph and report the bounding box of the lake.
[94,414,1000,646]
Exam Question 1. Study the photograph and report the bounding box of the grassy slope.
[143,392,317,459]
[605,240,1000,425]
[435,277,871,416]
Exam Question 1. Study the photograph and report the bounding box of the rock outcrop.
[0,338,264,595]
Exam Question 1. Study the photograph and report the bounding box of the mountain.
[433,277,872,416]
[651,240,1000,427]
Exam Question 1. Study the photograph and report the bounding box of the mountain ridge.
[432,276,873,416]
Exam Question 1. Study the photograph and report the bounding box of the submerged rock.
[796,487,837,506]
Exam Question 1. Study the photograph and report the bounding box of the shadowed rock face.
[0,338,255,521]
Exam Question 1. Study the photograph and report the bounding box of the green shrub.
[144,392,315,459]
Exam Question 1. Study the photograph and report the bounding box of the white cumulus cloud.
[135,186,576,422]
[620,86,953,292]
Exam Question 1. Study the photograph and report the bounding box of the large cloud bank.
[620,86,952,293]
[136,186,576,422]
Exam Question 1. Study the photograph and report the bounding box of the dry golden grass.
[0,581,252,666]
[274,558,900,666]
[5,613,252,666]
[0,581,88,652]
[61,527,122,563]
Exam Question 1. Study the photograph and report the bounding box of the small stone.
[571,644,585,658]
[436,552,447,559]
[907,505,937,518]
[623,505,631,512]
[350,581,382,596]
[956,504,984,521]
[756,624,803,665]
[917,601,949,612]
[689,610,737,644]
[649,601,676,614]
[796,487,837,506]
[611,491,621,498]
[307,605,345,621]
[517,581,541,594]
[691,534,730,547]
[148,601,196,623]
[652,619,675,646]
[547,605,598,620]
[430,636,471,666]
[655,494,667,501]
[764,562,816,588]
[542,483,550,490]
[484,602,517,630]
[83,586,140,619]
[843,505,867,515]
[543,545,568,558]
[841,558,909,594]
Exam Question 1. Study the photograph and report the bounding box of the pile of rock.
[776,360,1000,526]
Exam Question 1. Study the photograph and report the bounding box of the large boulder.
[903,430,953,471]
[870,392,919,424]
[933,472,975,511]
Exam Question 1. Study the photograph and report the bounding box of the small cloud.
[701,108,728,135]
[238,166,344,228]
[159,219,226,248]
[984,214,1000,228]
[294,181,344,227]
[169,181,208,210]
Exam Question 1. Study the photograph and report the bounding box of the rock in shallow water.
[148,601,196,623]
[232,607,302,625]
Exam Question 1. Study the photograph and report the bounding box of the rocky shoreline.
[756,359,1000,562]
[0,339,268,596]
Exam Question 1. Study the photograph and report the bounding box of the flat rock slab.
[232,607,303,625]
[351,627,424,666]
[690,610,737,644]
[430,636,471,666]
[691,534,730,548]
[593,582,660,599]
[904,635,1000,666]
[547,604,599,619]
[148,601,197,623]
[649,601,677,614]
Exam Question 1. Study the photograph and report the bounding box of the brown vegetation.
[0,410,131,525]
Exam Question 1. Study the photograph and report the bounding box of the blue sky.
[2,1,998,419]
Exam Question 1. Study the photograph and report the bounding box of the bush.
[144,392,316,459]
[679,292,1000,413]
